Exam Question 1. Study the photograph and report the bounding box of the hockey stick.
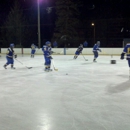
[57,50,63,54]
[81,54,88,61]
[35,48,40,54]
[51,60,58,71]
[15,59,32,69]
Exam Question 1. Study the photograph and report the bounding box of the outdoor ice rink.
[0,54,130,130]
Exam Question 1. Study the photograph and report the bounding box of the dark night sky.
[0,0,130,22]
[0,0,54,25]
[84,0,130,19]
[0,0,130,46]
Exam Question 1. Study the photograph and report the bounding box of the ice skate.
[3,64,7,69]
[93,59,97,62]
[11,65,15,69]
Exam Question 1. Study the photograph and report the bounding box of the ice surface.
[0,54,130,130]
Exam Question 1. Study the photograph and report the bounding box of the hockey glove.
[120,53,125,60]
[48,56,53,59]
[99,49,102,52]
[50,51,54,54]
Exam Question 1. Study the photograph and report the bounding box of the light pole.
[91,22,95,44]
[37,0,41,48]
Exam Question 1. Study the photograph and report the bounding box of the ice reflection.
[38,113,51,130]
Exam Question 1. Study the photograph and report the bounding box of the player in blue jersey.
[120,43,130,68]
[42,41,53,72]
[73,44,83,59]
[3,43,17,69]
[93,41,101,62]
[31,43,38,58]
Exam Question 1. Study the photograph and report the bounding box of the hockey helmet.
[45,41,51,45]
[31,43,35,47]
[97,41,100,46]
[10,43,14,47]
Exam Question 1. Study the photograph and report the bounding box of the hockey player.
[3,43,17,69]
[42,41,53,72]
[120,43,130,68]
[73,44,83,59]
[31,43,38,58]
[93,41,101,62]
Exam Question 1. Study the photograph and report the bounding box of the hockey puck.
[110,60,116,64]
